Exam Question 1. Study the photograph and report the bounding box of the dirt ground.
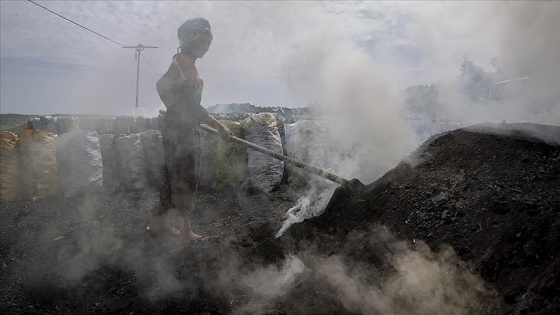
[1,123,559,314]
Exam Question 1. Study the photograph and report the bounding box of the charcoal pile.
[284,123,560,315]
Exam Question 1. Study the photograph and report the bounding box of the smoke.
[275,2,560,235]
[494,2,560,124]
[278,38,415,234]
[28,192,494,314]
[278,17,417,234]
[276,183,335,238]
[233,226,497,314]
[409,2,560,124]
[12,191,198,301]
[234,255,306,314]
[312,226,495,315]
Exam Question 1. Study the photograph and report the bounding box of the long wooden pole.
[199,124,350,186]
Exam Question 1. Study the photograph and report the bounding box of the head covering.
[177,17,212,48]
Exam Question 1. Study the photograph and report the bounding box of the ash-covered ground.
[1,123,559,315]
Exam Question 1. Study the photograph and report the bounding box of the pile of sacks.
[30,115,160,136]
[1,113,340,201]
[1,130,58,201]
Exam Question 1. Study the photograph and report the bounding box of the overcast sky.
[0,1,556,117]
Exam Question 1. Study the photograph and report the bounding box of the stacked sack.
[208,120,249,190]
[134,117,153,133]
[55,131,103,198]
[114,133,149,190]
[0,131,22,201]
[1,112,312,200]
[31,116,59,134]
[283,120,330,186]
[19,129,58,201]
[78,116,113,135]
[240,113,285,192]
[98,134,121,193]
[56,116,80,134]
[139,130,165,188]
[113,116,134,135]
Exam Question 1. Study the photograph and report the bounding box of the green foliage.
[404,58,497,119]
[403,83,441,120]
[0,114,30,132]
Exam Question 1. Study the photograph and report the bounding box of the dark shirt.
[156,53,209,123]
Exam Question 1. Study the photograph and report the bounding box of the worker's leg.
[173,149,201,241]
[148,123,177,232]
[148,166,173,231]
[171,128,201,241]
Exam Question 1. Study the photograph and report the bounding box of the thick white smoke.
[410,2,560,124]
[237,226,496,314]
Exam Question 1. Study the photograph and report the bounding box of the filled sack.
[55,130,103,198]
[114,133,148,190]
[99,134,120,193]
[0,131,22,201]
[19,129,58,200]
[139,130,165,187]
[241,113,284,192]
[283,120,329,186]
[208,120,249,190]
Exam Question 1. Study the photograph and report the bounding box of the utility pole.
[123,44,158,108]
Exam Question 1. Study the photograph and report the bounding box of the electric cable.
[27,0,161,110]
[27,0,125,47]
[140,52,161,77]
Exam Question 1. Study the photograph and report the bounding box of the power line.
[141,52,161,77]
[28,0,162,110]
[27,0,125,47]
[123,44,159,108]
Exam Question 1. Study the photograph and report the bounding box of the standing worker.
[147,17,234,243]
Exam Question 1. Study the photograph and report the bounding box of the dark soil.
[1,123,559,314]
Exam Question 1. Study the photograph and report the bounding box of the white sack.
[55,131,103,198]
[99,134,120,193]
[134,117,152,133]
[56,116,80,134]
[31,116,58,134]
[241,113,284,192]
[96,117,113,135]
[284,120,330,186]
[139,130,165,187]
[113,116,132,135]
[150,117,159,130]
[115,134,148,190]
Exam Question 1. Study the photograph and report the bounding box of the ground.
[1,123,559,314]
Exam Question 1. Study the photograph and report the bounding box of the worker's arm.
[203,114,234,142]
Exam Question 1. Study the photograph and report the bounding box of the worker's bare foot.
[185,230,201,242]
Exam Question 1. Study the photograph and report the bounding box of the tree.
[458,60,493,101]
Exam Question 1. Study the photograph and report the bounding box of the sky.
[1,1,558,119]
[0,1,503,116]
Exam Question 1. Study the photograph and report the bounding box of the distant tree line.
[403,58,505,120]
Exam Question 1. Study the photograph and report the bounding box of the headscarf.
[177,17,212,48]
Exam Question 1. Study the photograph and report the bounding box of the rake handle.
[199,124,349,186]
